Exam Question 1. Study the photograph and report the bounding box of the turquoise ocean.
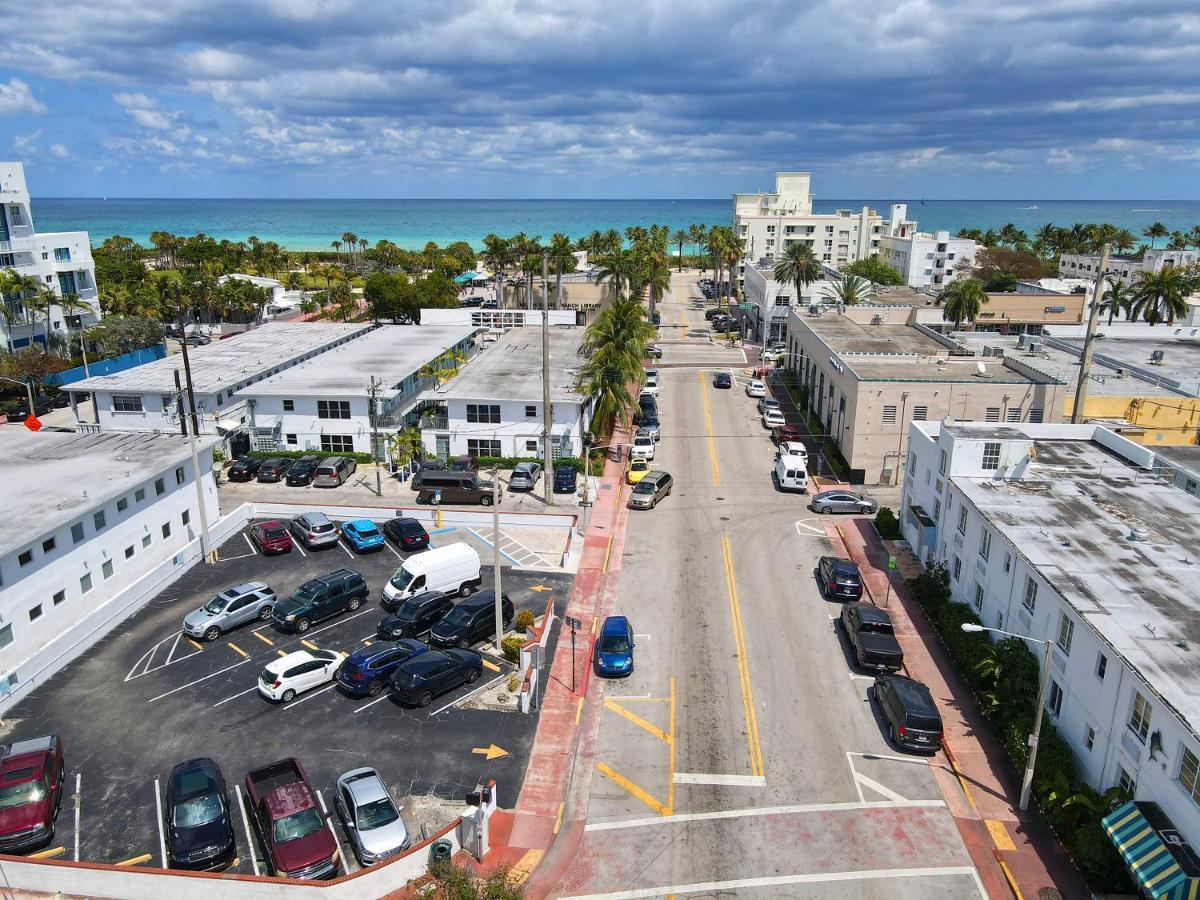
[30,197,1200,252]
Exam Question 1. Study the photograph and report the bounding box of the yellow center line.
[604,698,670,743]
[667,676,677,815]
[226,642,248,659]
[301,639,319,651]
[722,535,765,778]
[251,631,274,646]
[595,762,669,817]
[697,371,721,487]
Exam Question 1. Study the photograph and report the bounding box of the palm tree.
[1143,222,1168,249]
[331,240,342,265]
[1188,225,1200,251]
[342,232,359,271]
[1095,278,1131,326]
[1131,267,1190,325]
[640,248,671,323]
[577,295,655,433]
[1114,229,1138,254]
[547,233,575,310]
[939,278,989,329]
[773,242,821,307]
[594,247,638,299]
[480,234,514,309]
[1167,231,1189,250]
[671,229,688,271]
[688,224,706,270]
[831,275,874,306]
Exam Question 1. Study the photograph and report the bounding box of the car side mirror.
[345,820,356,828]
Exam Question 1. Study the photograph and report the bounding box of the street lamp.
[0,375,36,420]
[961,622,1054,811]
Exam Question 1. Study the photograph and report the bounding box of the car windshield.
[264,528,287,540]
[632,480,656,494]
[600,634,630,653]
[292,582,321,602]
[174,793,223,828]
[443,607,474,626]
[355,526,380,538]
[204,594,232,614]
[860,621,893,634]
[356,796,400,830]
[635,437,652,446]
[273,808,324,844]
[390,568,416,590]
[0,780,43,809]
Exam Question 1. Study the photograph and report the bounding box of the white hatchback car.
[630,433,656,461]
[745,379,766,398]
[762,408,786,429]
[258,648,346,703]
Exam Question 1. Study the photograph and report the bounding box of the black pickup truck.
[839,603,904,672]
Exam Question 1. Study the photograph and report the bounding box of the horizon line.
[30,196,1200,203]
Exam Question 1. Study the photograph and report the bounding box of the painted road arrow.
[529,585,552,592]
[472,744,509,760]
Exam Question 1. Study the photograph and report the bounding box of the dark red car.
[0,735,65,853]
[251,520,294,555]
[771,424,805,444]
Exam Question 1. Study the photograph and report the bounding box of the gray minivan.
[628,471,673,509]
[314,456,357,488]
[417,470,499,506]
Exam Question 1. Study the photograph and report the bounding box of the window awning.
[1103,801,1200,899]
[908,504,936,528]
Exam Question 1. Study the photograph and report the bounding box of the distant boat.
[1021,204,1039,210]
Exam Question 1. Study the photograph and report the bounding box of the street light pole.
[492,466,504,652]
[368,376,383,496]
[541,252,553,506]
[962,623,1054,810]
[0,376,35,421]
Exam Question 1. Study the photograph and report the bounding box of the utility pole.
[1071,243,1111,424]
[491,467,504,651]
[174,284,200,437]
[541,252,554,506]
[173,370,187,438]
[177,368,215,563]
[368,376,383,496]
[79,330,90,379]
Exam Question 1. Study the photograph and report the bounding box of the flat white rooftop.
[427,327,586,404]
[71,323,370,396]
[0,429,219,559]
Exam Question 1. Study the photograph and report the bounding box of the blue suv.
[336,640,428,696]
[342,519,385,553]
[594,616,635,678]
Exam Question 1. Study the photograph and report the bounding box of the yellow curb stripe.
[985,819,1016,852]
[482,659,501,672]
[575,697,584,726]
[603,534,614,574]
[596,762,669,817]
[226,642,248,658]
[604,698,670,743]
[507,848,544,885]
[29,846,65,859]
[116,853,152,866]
[722,536,765,777]
[996,856,1024,900]
[553,802,565,834]
[277,649,288,657]
[186,638,204,651]
[251,631,274,646]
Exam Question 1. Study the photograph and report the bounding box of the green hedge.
[874,507,902,540]
[245,449,376,464]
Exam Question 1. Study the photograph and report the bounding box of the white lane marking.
[154,777,167,868]
[292,539,307,558]
[795,519,825,536]
[242,533,257,554]
[147,659,249,703]
[73,773,81,861]
[216,552,258,563]
[308,607,374,637]
[354,691,395,714]
[854,773,909,803]
[584,799,946,832]
[163,632,183,667]
[383,540,403,560]
[234,784,260,877]
[127,631,201,681]
[847,752,866,803]
[633,633,652,640]
[559,866,984,899]
[847,750,937,767]
[283,682,338,709]
[338,539,356,560]
[672,773,765,787]
[429,672,508,716]
[213,685,261,708]
[849,672,873,681]
[316,789,347,871]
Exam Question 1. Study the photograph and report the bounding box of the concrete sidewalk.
[827,516,1088,900]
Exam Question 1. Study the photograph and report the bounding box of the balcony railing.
[419,415,448,430]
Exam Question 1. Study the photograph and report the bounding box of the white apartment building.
[419,327,591,460]
[878,207,978,291]
[0,161,99,351]
[238,323,478,457]
[901,420,1200,864]
[70,322,370,448]
[0,429,219,711]
[1058,248,1199,288]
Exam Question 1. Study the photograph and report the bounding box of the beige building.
[784,307,1067,483]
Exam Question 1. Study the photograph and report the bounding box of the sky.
[0,0,1198,199]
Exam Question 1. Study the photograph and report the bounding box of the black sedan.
[713,372,732,389]
[553,465,578,493]
[256,458,294,482]
[389,649,483,707]
[286,455,322,486]
[383,517,430,551]
[165,758,236,871]
[226,457,263,481]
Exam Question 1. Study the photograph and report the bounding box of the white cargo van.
[775,453,809,493]
[382,542,482,605]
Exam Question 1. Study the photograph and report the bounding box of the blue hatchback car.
[336,639,428,696]
[594,616,635,678]
[342,519,385,553]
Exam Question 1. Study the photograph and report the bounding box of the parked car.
[409,459,446,490]
[552,465,578,494]
[638,394,658,417]
[377,591,456,640]
[817,556,864,600]
[627,459,651,485]
[873,675,944,752]
[383,517,430,551]
[840,603,904,672]
[757,396,780,416]
[256,458,294,483]
[628,471,672,509]
[9,394,53,420]
[638,416,661,441]
[334,768,410,866]
[593,616,634,678]
[258,648,346,702]
[771,424,805,445]
[774,453,808,493]
[713,372,732,389]
[226,457,263,482]
[704,308,723,320]
[49,391,72,410]
[183,582,276,642]
[509,462,542,491]
[644,370,659,389]
[336,640,428,697]
[0,735,64,852]
[449,455,478,473]
[745,379,766,397]
[272,569,368,634]
[313,456,356,488]
[286,455,322,486]
[639,385,659,401]
[630,433,655,461]
[244,759,338,879]
[776,440,809,461]
[389,649,484,706]
[429,590,514,648]
[650,311,661,325]
[645,345,662,359]
[810,490,879,515]
[181,332,211,346]
[165,758,236,871]
[342,519,385,553]
[382,543,481,609]
[762,408,786,429]
[289,511,340,550]
[251,519,293,555]
[416,470,499,506]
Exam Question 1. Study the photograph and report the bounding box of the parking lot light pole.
[0,376,35,421]
[492,466,504,651]
[961,623,1054,810]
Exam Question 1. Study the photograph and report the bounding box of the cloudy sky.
[1,0,1197,199]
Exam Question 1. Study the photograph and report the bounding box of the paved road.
[555,274,983,898]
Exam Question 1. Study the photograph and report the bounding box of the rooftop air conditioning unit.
[1027,339,1043,353]
[1151,350,1165,365]
[1115,367,1126,378]
[871,314,884,325]
[1016,334,1029,350]
[991,348,1005,359]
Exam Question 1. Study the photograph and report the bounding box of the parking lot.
[3,520,571,876]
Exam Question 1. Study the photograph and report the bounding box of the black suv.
[429,591,514,648]
[817,556,863,600]
[873,674,943,752]
[377,590,456,638]
[256,458,294,483]
[286,455,322,486]
[271,569,367,633]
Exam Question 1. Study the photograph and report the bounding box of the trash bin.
[430,839,453,862]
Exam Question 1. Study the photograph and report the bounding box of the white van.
[382,542,482,605]
[775,453,809,493]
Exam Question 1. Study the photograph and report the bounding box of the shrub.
[247,448,375,464]
[906,562,950,617]
[873,507,902,540]
[427,859,524,898]
[514,609,536,634]
[500,636,525,663]
[506,674,519,693]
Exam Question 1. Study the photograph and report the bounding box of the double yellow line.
[697,372,721,487]
[721,535,765,778]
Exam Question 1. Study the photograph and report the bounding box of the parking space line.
[213,686,260,708]
[73,773,80,861]
[242,533,257,555]
[430,672,507,716]
[338,539,356,560]
[301,639,320,651]
[234,784,260,876]
[284,683,338,708]
[854,773,908,803]
[595,763,669,817]
[154,778,167,868]
[604,698,669,743]
[315,789,349,872]
[163,632,183,666]
[227,642,248,658]
[354,692,394,713]
[292,539,307,558]
[252,631,274,646]
[309,608,373,637]
[148,659,249,703]
[117,853,152,866]
[383,541,403,559]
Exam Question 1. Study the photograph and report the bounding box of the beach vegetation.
[938,277,989,328]
[841,258,903,286]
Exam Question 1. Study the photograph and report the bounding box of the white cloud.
[12,130,42,155]
[0,78,46,115]
[1047,147,1085,171]
[49,143,70,158]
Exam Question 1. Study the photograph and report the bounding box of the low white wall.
[248,501,575,532]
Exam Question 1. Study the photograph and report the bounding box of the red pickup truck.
[244,758,337,880]
[0,735,64,853]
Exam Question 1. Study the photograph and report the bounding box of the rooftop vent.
[871,314,884,326]
[975,362,989,378]
[1026,339,1043,353]
[1115,368,1126,378]
[1128,527,1151,542]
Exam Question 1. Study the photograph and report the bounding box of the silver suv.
[182,582,276,642]
[290,511,340,549]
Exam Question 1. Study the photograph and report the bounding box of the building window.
[957,506,968,534]
[286,433,297,445]
[933,498,941,521]
[1057,614,1075,656]
[112,395,144,412]
[42,536,57,554]
[182,510,191,527]
[939,449,947,474]
[282,399,295,411]
[162,522,172,539]
[317,400,351,419]
[982,442,1001,470]
[985,408,1000,423]
[175,466,185,485]
[1022,575,1038,613]
[1048,680,1063,717]
[467,438,502,457]
[974,583,984,610]
[0,625,11,649]
[29,604,43,622]
[882,405,897,425]
[525,405,537,418]
[1085,726,1095,751]
[1129,692,1152,742]
[135,487,145,502]
[54,247,71,262]
[117,497,128,512]
[141,533,151,549]
[912,405,928,421]
[1118,767,1136,797]
[102,559,114,580]
[952,556,962,581]
[1004,552,1012,573]
[466,404,502,424]
[525,440,538,452]
[71,522,84,543]
[18,549,32,566]
[94,510,106,530]
[1029,407,1044,423]
[1097,653,1107,680]
[155,478,165,495]
[124,545,135,560]
[1007,408,1021,422]
[320,434,353,453]
[80,572,92,594]
[979,530,991,560]
[1179,747,1200,806]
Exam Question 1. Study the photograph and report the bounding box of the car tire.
[457,638,469,649]
[258,606,273,621]
[348,596,362,612]
[418,690,433,708]
[296,618,311,633]
[203,626,221,642]
[480,495,493,507]
[280,688,296,702]
[821,505,833,514]
[367,679,384,697]
[459,583,475,598]
[466,668,480,684]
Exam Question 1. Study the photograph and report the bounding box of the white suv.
[630,433,656,461]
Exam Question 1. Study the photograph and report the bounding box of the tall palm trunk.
[555,270,563,310]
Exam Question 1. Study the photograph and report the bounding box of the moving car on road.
[226,456,263,482]
[285,455,322,486]
[258,648,346,702]
[342,519,385,553]
[272,569,367,634]
[553,465,578,494]
[817,556,864,600]
[165,758,236,871]
[256,458,294,483]
[594,616,635,678]
[183,582,276,642]
[389,649,484,707]
[250,519,293,555]
[429,590,514,649]
[377,591,456,641]
[628,471,673,509]
[508,462,542,491]
[762,408,786,429]
[873,675,943,753]
[713,371,732,389]
[244,759,338,879]
[336,640,428,697]
[383,517,430,551]
[840,604,904,672]
[810,490,879,515]
[289,511,340,550]
[0,735,64,853]
[334,768,410,865]
[745,379,766,397]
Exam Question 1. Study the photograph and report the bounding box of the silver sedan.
[334,768,410,865]
[809,489,879,515]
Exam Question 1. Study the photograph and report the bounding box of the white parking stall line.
[283,682,339,709]
[154,778,167,868]
[795,519,825,536]
[315,790,349,872]
[213,686,261,708]
[147,659,249,703]
[73,773,81,861]
[125,632,202,681]
[163,632,183,667]
[308,607,374,637]
[216,552,258,562]
[234,784,260,877]
[383,541,403,560]
[292,539,307,558]
[854,772,909,803]
[429,672,508,716]
[354,692,395,714]
[338,539,356,560]
[243,533,258,555]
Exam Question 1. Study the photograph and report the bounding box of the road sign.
[565,616,582,630]
[739,303,753,310]
[432,489,442,505]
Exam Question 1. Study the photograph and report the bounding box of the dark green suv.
[272,568,368,633]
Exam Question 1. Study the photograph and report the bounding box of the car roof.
[457,590,509,610]
[170,757,220,795]
[848,602,890,624]
[830,558,859,574]
[600,615,629,635]
[257,519,286,529]
[348,639,424,664]
[887,676,938,714]
[398,650,455,675]
[226,581,268,596]
[513,462,538,472]
[340,768,388,806]
[268,649,337,672]
[346,519,377,529]
[297,511,332,524]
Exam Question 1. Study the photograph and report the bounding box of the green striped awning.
[1103,801,1200,900]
